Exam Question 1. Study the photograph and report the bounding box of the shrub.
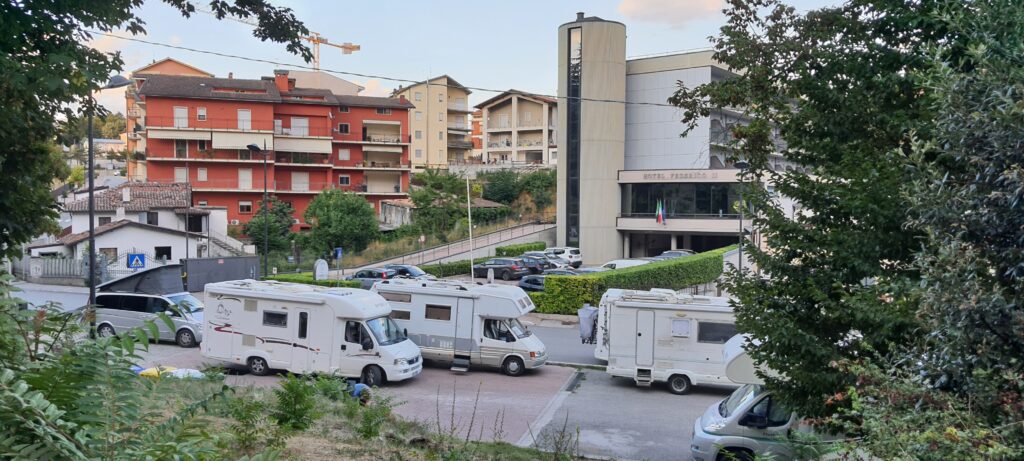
[494,241,546,257]
[357,395,395,439]
[264,273,362,288]
[272,374,321,431]
[535,246,735,314]
[313,376,347,402]
[226,396,286,456]
[420,257,490,278]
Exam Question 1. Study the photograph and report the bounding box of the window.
[438,112,443,121]
[174,167,187,182]
[174,140,187,158]
[379,292,411,303]
[344,320,370,344]
[198,201,208,207]
[238,149,252,160]
[415,149,423,158]
[173,106,188,128]
[338,175,350,186]
[376,108,392,115]
[290,117,309,136]
[263,311,287,327]
[98,247,117,262]
[438,131,443,140]
[415,111,423,121]
[298,312,308,339]
[746,396,791,427]
[339,105,350,113]
[389,310,411,320]
[238,168,252,189]
[197,167,208,181]
[425,304,451,321]
[197,107,207,121]
[698,322,738,344]
[414,92,422,101]
[566,26,582,247]
[415,130,422,140]
[337,123,350,134]
[237,109,251,130]
[98,217,112,226]
[671,319,692,337]
[338,148,350,161]
[145,211,158,225]
[274,119,282,134]
[438,93,443,102]
[120,295,149,313]
[197,140,207,151]
[154,246,172,260]
[239,201,253,214]
[484,319,513,341]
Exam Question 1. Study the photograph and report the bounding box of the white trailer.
[202,280,422,386]
[370,279,547,376]
[596,288,741,394]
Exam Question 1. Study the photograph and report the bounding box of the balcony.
[275,152,332,167]
[336,160,412,171]
[516,138,546,149]
[617,214,751,233]
[127,108,144,119]
[127,132,141,140]
[189,179,274,193]
[447,122,470,132]
[362,134,407,144]
[273,120,332,138]
[447,101,470,112]
[147,116,275,133]
[448,139,473,150]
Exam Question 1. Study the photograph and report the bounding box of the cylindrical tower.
[556,12,626,264]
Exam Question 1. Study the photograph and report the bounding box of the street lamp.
[247,142,270,278]
[734,161,749,277]
[88,75,131,337]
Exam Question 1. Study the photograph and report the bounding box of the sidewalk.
[521,312,578,328]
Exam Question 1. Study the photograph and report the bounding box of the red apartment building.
[137,70,413,230]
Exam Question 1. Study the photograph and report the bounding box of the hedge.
[264,273,362,288]
[494,241,546,257]
[420,257,491,278]
[535,245,736,314]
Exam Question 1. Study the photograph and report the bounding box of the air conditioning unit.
[292,218,300,224]
[230,219,240,225]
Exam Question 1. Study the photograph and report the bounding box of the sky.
[91,0,836,112]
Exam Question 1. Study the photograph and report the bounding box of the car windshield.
[365,316,406,346]
[167,293,204,313]
[508,318,531,337]
[719,384,764,417]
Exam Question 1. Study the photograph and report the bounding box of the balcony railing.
[275,152,331,165]
[618,212,742,219]
[361,134,409,144]
[339,160,412,169]
[517,139,545,148]
[448,102,469,112]
[184,178,405,195]
[448,139,473,149]
[447,123,469,131]
[147,116,276,133]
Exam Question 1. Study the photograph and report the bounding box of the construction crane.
[197,7,360,70]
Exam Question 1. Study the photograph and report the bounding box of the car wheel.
[502,270,512,281]
[361,365,384,387]
[667,374,692,395]
[502,356,525,377]
[247,356,270,376]
[97,323,116,338]
[175,329,197,348]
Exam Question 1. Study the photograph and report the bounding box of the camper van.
[691,335,843,460]
[594,289,740,394]
[202,280,422,386]
[371,279,547,376]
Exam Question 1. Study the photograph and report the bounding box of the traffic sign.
[127,253,146,269]
[334,247,344,260]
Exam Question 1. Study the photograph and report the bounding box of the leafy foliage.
[494,242,546,257]
[272,374,322,431]
[420,258,491,278]
[226,396,286,457]
[480,170,520,204]
[0,0,310,259]
[264,273,361,288]
[304,189,380,254]
[244,196,295,253]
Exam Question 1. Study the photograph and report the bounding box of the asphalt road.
[530,326,601,366]
[11,282,87,310]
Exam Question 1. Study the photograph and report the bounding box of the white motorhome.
[690,335,836,461]
[202,280,422,386]
[371,279,547,376]
[595,289,740,394]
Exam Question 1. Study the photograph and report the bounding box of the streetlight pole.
[466,177,474,274]
[248,142,270,278]
[735,161,749,278]
[87,75,131,338]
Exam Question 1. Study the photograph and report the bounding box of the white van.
[371,279,547,376]
[691,335,836,460]
[600,259,651,270]
[546,246,582,268]
[95,291,205,347]
[595,289,741,394]
[202,280,422,386]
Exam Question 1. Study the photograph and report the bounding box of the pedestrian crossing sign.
[127,253,146,269]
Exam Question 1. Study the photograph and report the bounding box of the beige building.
[391,75,473,169]
[475,90,557,165]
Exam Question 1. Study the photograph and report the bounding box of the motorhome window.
[366,316,405,346]
[747,396,790,427]
[389,310,411,320]
[298,312,308,339]
[168,293,204,313]
[509,318,531,337]
[380,291,412,303]
[344,321,372,344]
[425,304,451,321]
[698,322,738,344]
[671,319,692,337]
[720,384,764,418]
[263,311,288,328]
[484,319,512,341]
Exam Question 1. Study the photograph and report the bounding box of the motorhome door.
[453,298,476,356]
[293,309,312,373]
[636,310,655,367]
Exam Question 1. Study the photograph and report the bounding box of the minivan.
[94,292,205,347]
[600,259,652,270]
[546,247,583,268]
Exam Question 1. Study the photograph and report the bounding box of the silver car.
[94,292,205,347]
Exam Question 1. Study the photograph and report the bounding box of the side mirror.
[403,328,408,338]
[505,335,515,343]
[739,414,768,429]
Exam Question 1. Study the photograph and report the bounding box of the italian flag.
[656,199,664,224]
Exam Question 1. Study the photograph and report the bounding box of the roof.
[27,220,197,249]
[391,74,470,97]
[64,182,190,213]
[139,74,281,103]
[381,198,416,208]
[130,58,214,77]
[475,89,557,109]
[467,197,506,209]
[335,94,415,109]
[279,86,340,106]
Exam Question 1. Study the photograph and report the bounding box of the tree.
[0,1,311,259]
[67,166,86,188]
[99,112,126,139]
[409,186,461,242]
[304,190,379,255]
[670,0,943,417]
[480,169,519,204]
[243,197,294,254]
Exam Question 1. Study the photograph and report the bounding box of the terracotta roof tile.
[63,182,191,213]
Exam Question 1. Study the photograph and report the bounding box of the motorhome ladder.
[450,356,471,373]
[636,369,653,387]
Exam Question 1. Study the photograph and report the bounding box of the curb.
[548,361,606,371]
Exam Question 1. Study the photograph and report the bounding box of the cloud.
[359,78,392,97]
[617,0,725,28]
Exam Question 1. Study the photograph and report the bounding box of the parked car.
[472,258,531,281]
[546,247,583,268]
[383,264,436,280]
[650,249,696,261]
[94,291,205,347]
[542,268,579,276]
[518,255,550,274]
[523,251,568,269]
[600,259,652,270]
[518,275,546,292]
[577,267,610,274]
[346,268,399,289]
